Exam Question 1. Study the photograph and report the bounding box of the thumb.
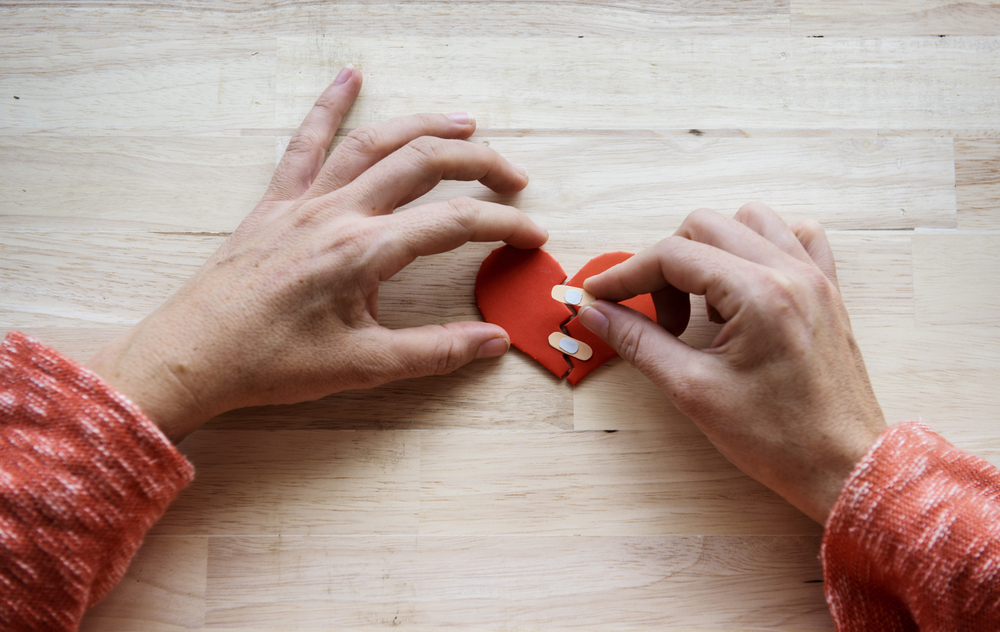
[578,300,700,393]
[382,321,510,381]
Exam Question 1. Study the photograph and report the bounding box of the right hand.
[578,203,887,525]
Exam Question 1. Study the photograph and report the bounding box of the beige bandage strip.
[551,284,596,307]
[548,332,593,361]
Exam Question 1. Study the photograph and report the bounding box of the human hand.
[578,203,886,524]
[86,66,545,442]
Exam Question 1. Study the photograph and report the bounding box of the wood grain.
[152,430,420,536]
[419,429,820,536]
[913,233,1000,326]
[0,135,958,232]
[857,324,1000,458]
[0,232,217,328]
[0,136,273,231]
[204,535,829,629]
[0,1,793,36]
[828,233,914,325]
[405,137,957,231]
[956,138,1000,228]
[0,2,994,630]
[792,0,1000,35]
[80,537,207,631]
[277,36,1000,130]
[0,34,275,134]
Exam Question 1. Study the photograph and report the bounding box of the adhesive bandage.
[547,332,593,361]
[551,284,596,307]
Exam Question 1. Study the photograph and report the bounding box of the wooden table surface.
[3,2,1000,630]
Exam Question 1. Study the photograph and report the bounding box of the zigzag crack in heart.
[475,246,656,385]
[555,282,576,379]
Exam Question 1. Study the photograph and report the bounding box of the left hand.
[87,66,546,442]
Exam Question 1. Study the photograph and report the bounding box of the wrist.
[86,326,214,443]
[788,423,884,525]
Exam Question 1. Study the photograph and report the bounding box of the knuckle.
[663,234,688,250]
[735,201,770,219]
[342,125,384,156]
[747,272,800,329]
[313,91,341,113]
[679,207,717,236]
[406,135,445,164]
[689,207,717,222]
[425,332,466,376]
[797,219,825,240]
[759,267,833,318]
[804,218,824,232]
[802,263,829,287]
[609,318,647,367]
[659,235,692,262]
[323,218,378,262]
[804,266,838,302]
[415,112,445,128]
[763,270,801,305]
[445,196,482,221]
[284,129,325,156]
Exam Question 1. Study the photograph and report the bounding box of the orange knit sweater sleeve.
[0,332,194,631]
[823,421,1000,630]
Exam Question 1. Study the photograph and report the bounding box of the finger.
[733,202,814,266]
[303,112,478,199]
[675,207,805,273]
[791,219,840,288]
[333,136,528,216]
[379,321,511,382]
[577,300,707,398]
[582,236,772,323]
[372,197,548,279]
[263,65,362,202]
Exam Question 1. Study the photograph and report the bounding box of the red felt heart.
[475,246,656,385]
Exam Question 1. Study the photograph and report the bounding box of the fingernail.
[446,112,474,125]
[333,63,355,86]
[476,337,509,360]
[511,162,527,177]
[578,305,609,338]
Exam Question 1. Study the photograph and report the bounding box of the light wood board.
[1,2,999,630]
